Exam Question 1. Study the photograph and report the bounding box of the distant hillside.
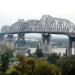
[51,37,68,48]
[25,37,69,48]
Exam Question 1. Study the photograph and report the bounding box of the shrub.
[6,67,22,75]
[35,43,43,58]
[16,54,28,74]
[57,55,75,75]
[47,53,60,64]
[16,55,36,75]
[0,45,13,74]
[27,59,35,75]
[33,63,61,75]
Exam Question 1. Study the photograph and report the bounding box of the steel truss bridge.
[0,15,75,56]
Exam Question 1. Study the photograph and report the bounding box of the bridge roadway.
[0,15,75,56]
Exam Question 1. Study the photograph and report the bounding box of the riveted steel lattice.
[1,15,75,34]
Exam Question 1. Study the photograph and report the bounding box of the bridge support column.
[72,38,75,54]
[42,33,50,43]
[0,36,4,47]
[6,34,14,41]
[41,33,52,55]
[16,33,26,50]
[73,41,75,54]
[5,34,14,49]
[68,37,72,56]
[18,33,25,41]
[0,36,4,41]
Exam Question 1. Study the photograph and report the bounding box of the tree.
[16,54,28,74]
[33,63,61,75]
[16,54,35,75]
[47,53,60,64]
[35,49,43,58]
[5,67,22,75]
[27,59,35,75]
[0,45,13,74]
[27,49,32,56]
[57,55,75,75]
[35,43,43,58]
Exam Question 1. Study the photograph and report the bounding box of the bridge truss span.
[1,15,75,35]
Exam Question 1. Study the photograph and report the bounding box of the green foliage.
[5,67,16,75]
[0,45,13,74]
[15,54,61,75]
[9,70,22,75]
[35,49,43,58]
[16,54,28,74]
[26,59,35,75]
[47,53,60,64]
[33,63,61,75]
[57,55,75,75]
[16,54,36,75]
[6,69,22,75]
[2,48,75,75]
[27,49,32,57]
[35,43,43,58]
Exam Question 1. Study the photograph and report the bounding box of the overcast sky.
[0,0,75,37]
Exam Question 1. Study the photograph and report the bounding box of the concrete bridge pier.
[18,33,25,41]
[0,36,4,47]
[5,34,14,49]
[71,37,75,55]
[72,41,75,54]
[41,33,52,55]
[42,33,50,43]
[68,37,72,56]
[0,36,4,41]
[17,33,26,49]
[66,36,75,56]
[6,34,14,41]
